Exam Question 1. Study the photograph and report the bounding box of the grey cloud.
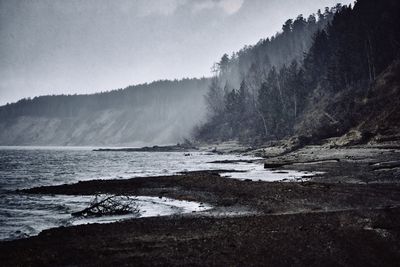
[0,0,354,105]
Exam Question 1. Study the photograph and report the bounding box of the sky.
[0,0,354,105]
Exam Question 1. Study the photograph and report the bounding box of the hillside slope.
[196,0,400,145]
[295,60,400,146]
[0,79,209,146]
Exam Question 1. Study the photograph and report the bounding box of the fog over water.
[0,0,353,105]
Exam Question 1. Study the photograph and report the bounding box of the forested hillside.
[0,4,337,147]
[215,6,337,89]
[2,0,399,147]
[196,0,400,145]
[0,79,209,146]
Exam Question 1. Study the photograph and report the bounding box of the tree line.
[0,78,209,121]
[195,0,400,144]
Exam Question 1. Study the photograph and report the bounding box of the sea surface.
[0,146,315,240]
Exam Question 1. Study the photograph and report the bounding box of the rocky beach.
[1,142,400,266]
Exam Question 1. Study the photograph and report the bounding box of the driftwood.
[72,194,140,217]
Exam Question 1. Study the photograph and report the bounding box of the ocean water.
[0,146,315,240]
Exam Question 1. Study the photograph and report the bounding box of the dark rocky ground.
[1,144,400,266]
[1,208,400,267]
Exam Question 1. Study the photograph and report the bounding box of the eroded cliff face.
[295,61,400,145]
[0,79,208,146]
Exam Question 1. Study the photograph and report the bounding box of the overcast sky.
[0,0,353,105]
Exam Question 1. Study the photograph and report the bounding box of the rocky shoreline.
[93,143,198,153]
[1,144,400,266]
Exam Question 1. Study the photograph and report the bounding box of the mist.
[0,79,209,146]
[0,0,356,146]
[0,0,353,105]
